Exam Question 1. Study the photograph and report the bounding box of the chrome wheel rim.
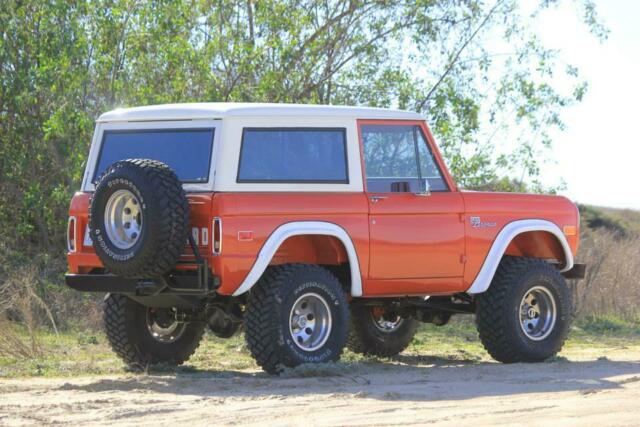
[371,310,404,333]
[289,292,332,352]
[519,286,557,341]
[104,189,142,250]
[146,309,186,343]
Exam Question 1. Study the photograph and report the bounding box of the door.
[359,121,466,280]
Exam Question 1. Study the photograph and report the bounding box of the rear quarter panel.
[67,192,216,274]
[212,193,370,295]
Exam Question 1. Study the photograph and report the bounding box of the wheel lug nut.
[124,208,131,215]
[131,232,138,239]
[124,222,131,229]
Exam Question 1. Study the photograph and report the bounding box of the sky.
[535,0,640,210]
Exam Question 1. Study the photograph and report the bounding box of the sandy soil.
[1,350,640,426]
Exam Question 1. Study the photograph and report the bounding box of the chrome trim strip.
[67,216,77,252]
[213,217,222,255]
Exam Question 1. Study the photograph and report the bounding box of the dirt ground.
[1,347,640,427]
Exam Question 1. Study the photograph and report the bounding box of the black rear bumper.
[66,274,141,293]
[562,263,587,279]
[65,272,220,295]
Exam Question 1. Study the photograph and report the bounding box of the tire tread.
[103,293,204,369]
[90,159,189,278]
[244,264,348,374]
[475,257,570,363]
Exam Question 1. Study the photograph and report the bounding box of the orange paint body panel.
[68,192,217,274]
[366,192,465,280]
[68,192,99,274]
[461,191,579,288]
[210,193,370,295]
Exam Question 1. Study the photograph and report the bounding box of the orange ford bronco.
[66,103,585,373]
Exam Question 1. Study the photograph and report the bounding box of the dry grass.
[0,266,59,358]
[0,318,42,359]
[572,229,640,320]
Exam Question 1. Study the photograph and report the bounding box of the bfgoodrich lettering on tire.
[475,256,572,363]
[244,264,349,374]
[89,159,189,278]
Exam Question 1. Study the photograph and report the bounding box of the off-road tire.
[475,256,572,363]
[347,305,419,357]
[90,159,189,278]
[103,293,205,369]
[244,264,349,374]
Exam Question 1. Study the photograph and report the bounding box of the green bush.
[578,315,640,335]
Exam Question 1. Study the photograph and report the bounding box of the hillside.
[578,204,640,237]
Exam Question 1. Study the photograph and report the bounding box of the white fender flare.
[232,221,363,297]
[466,219,574,294]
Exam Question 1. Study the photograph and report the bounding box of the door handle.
[370,196,388,203]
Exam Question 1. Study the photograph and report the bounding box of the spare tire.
[89,159,189,278]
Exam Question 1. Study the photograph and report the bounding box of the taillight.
[67,216,77,252]
[212,217,222,255]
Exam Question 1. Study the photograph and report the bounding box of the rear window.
[237,128,348,183]
[93,128,215,183]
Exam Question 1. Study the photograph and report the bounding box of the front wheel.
[244,264,349,374]
[103,293,205,369]
[475,257,572,363]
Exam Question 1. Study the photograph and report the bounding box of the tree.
[0,0,606,278]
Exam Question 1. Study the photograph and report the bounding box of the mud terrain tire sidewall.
[245,264,349,374]
[90,159,189,278]
[103,293,205,369]
[347,305,418,357]
[475,257,572,363]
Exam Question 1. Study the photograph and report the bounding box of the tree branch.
[417,0,506,111]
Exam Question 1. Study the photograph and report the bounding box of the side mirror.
[416,178,431,196]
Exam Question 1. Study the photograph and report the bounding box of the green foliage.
[0,1,605,304]
[467,176,562,194]
[577,315,640,335]
[578,204,639,237]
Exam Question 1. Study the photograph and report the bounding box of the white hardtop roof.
[97,102,423,122]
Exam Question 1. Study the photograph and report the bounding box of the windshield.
[93,128,215,183]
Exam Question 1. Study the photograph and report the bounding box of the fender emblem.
[470,216,497,228]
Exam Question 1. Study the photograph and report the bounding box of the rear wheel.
[244,264,349,374]
[475,257,572,363]
[347,305,418,357]
[103,293,205,369]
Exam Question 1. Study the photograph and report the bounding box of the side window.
[415,128,448,192]
[237,128,348,183]
[361,124,448,192]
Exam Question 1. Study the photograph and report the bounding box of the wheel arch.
[232,221,363,297]
[466,219,574,295]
